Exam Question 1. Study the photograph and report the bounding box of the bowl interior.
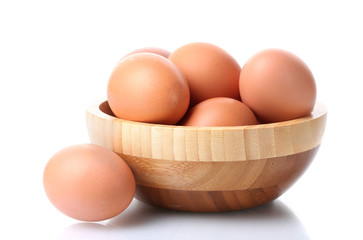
[99,100,115,117]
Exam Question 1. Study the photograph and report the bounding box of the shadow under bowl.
[86,99,327,212]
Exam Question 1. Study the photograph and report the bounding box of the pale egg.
[43,144,135,221]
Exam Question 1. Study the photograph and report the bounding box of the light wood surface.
[122,147,318,192]
[86,99,327,212]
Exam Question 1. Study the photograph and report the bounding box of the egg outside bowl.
[86,99,327,212]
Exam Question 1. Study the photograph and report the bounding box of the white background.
[1,0,362,239]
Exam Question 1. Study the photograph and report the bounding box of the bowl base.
[133,146,319,212]
[135,185,282,212]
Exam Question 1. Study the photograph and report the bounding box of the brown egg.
[122,47,170,59]
[43,144,135,222]
[239,49,316,123]
[108,53,190,124]
[180,97,258,127]
[169,42,241,106]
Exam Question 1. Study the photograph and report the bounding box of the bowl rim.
[87,98,327,130]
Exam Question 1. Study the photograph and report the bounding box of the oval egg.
[108,53,190,124]
[169,42,241,106]
[239,49,316,123]
[43,144,135,221]
[122,47,170,59]
[180,97,258,127]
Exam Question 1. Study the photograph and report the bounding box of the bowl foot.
[135,185,282,212]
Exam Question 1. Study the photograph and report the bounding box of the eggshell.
[122,47,170,59]
[169,42,241,106]
[180,97,258,127]
[239,49,316,123]
[43,144,135,222]
[107,53,190,124]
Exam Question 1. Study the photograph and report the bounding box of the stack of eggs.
[108,42,316,126]
[43,42,317,222]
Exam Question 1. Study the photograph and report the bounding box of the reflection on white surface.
[60,199,309,240]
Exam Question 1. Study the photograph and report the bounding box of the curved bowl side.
[131,146,319,212]
[86,99,327,212]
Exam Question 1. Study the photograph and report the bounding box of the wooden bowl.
[86,99,327,212]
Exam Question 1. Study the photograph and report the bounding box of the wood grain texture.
[86,99,327,212]
[133,147,318,212]
[119,147,318,192]
[87,100,326,161]
[135,186,282,212]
